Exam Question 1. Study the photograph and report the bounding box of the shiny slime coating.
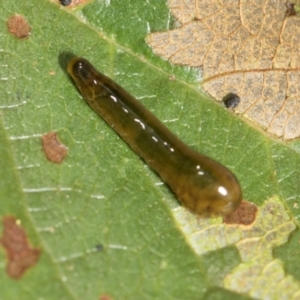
[67,57,242,217]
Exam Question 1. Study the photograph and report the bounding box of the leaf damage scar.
[0,216,40,279]
[7,14,31,39]
[42,132,68,164]
[67,57,242,217]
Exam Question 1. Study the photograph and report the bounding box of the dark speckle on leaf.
[60,0,72,6]
[286,1,297,17]
[223,93,241,109]
[95,244,104,252]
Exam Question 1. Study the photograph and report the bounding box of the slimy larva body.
[67,57,242,217]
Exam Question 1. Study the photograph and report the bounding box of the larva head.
[174,154,242,217]
[67,57,98,101]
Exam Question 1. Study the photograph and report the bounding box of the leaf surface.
[0,1,299,299]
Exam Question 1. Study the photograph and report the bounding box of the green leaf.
[0,1,299,299]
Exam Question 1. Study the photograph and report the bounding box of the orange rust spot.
[7,15,31,39]
[223,201,258,225]
[0,216,40,279]
[42,132,68,164]
[99,294,114,300]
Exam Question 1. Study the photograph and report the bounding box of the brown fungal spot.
[0,216,40,279]
[7,15,31,39]
[42,132,68,164]
[223,201,258,225]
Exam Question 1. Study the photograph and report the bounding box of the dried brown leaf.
[146,0,300,140]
